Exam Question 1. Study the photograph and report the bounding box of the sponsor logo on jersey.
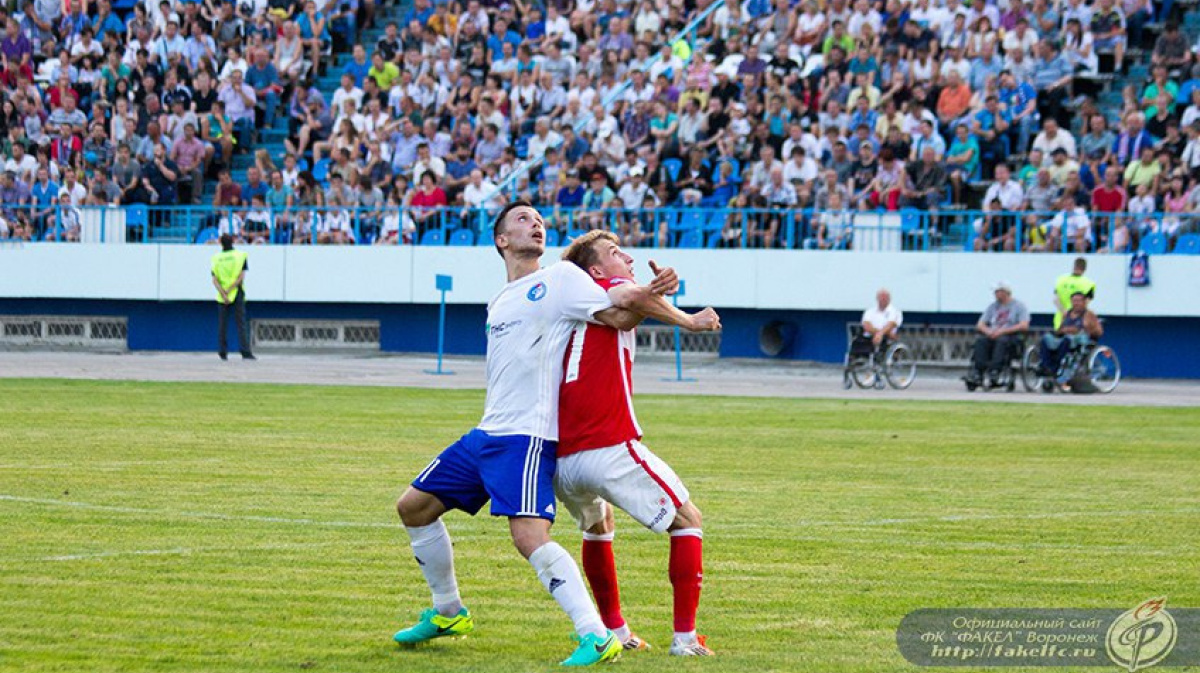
[650,507,670,527]
[488,320,524,337]
[527,282,547,301]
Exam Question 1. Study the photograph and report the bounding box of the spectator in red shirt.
[46,72,80,110]
[409,171,448,236]
[1091,164,1129,252]
[1091,162,1127,213]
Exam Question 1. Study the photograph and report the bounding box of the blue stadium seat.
[543,228,560,246]
[126,204,147,227]
[676,209,706,231]
[514,135,531,160]
[711,157,740,182]
[1140,232,1168,254]
[313,158,331,185]
[677,229,704,248]
[704,209,729,231]
[706,231,723,248]
[420,229,445,246]
[195,227,219,244]
[1172,233,1200,254]
[448,229,475,246]
[663,158,683,183]
[563,229,585,245]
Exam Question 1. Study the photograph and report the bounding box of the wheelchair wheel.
[1021,345,1046,392]
[1087,346,1121,393]
[884,343,917,389]
[849,357,878,389]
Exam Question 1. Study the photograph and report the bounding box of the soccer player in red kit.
[556,231,721,656]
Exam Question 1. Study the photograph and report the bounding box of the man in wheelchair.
[966,281,1030,388]
[1038,292,1103,380]
[853,288,903,357]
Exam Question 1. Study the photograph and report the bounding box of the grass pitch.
[0,379,1197,673]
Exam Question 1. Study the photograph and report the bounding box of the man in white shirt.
[983,163,1025,210]
[592,125,626,167]
[527,118,563,159]
[4,144,39,184]
[862,288,903,347]
[1031,118,1078,163]
[412,143,446,185]
[783,146,819,185]
[616,166,652,209]
[461,169,502,216]
[848,0,882,35]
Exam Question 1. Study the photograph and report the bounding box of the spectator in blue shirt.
[969,43,1003,93]
[30,166,59,232]
[560,127,588,164]
[998,70,1039,155]
[848,97,879,137]
[972,95,1011,179]
[342,44,371,87]
[556,170,585,207]
[1030,39,1074,129]
[524,7,546,45]
[296,0,331,73]
[486,19,522,62]
[244,48,282,128]
[91,0,125,41]
[402,0,434,30]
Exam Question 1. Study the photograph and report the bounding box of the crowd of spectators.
[0,0,1198,252]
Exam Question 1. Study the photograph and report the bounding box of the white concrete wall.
[0,244,1195,317]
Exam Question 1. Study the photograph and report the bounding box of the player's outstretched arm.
[603,283,721,332]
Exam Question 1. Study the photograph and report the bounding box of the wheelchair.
[843,335,917,390]
[963,335,1026,392]
[1021,338,1121,394]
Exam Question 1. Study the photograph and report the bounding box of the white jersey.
[862,304,903,334]
[478,261,613,440]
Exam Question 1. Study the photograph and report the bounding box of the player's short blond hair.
[562,230,619,272]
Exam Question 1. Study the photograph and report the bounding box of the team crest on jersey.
[527,282,547,301]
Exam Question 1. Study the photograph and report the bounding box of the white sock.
[406,520,463,617]
[528,542,607,638]
[613,624,632,642]
[674,630,697,644]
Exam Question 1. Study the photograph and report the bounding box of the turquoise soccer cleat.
[560,631,622,666]
[392,607,474,645]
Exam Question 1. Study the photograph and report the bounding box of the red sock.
[581,536,625,630]
[669,530,703,633]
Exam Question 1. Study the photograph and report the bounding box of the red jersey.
[558,276,642,456]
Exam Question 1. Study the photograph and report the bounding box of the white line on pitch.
[39,541,343,562]
[0,494,397,528]
[4,494,1197,535]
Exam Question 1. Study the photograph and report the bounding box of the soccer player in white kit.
[391,203,680,666]
[555,231,721,656]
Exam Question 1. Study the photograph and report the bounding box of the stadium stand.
[2,0,1200,253]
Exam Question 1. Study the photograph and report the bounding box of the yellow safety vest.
[1053,273,1096,329]
[211,249,248,303]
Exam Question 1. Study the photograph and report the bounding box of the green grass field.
[0,379,1197,673]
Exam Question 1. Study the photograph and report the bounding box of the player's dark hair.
[220,233,234,251]
[492,199,533,258]
[1074,257,1087,273]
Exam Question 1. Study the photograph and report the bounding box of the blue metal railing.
[5,204,1196,254]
